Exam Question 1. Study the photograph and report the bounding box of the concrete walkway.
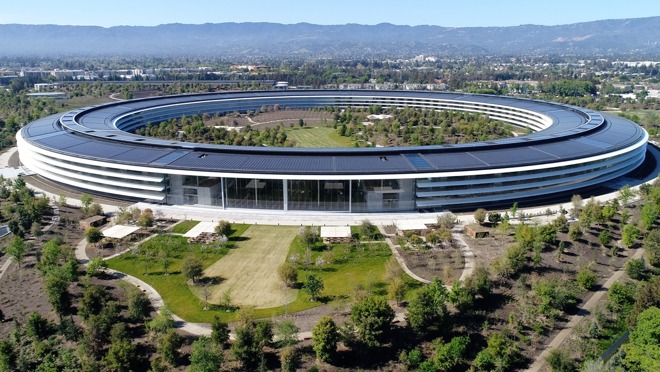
[525,248,645,372]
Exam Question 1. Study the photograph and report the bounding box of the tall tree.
[350,295,395,347]
[189,336,223,372]
[406,278,450,337]
[312,316,339,363]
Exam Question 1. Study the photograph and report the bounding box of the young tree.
[182,256,204,283]
[231,322,265,369]
[126,287,151,322]
[644,228,660,266]
[622,223,641,248]
[359,219,378,240]
[80,194,93,214]
[570,194,583,219]
[351,295,395,347]
[147,308,175,336]
[303,274,324,301]
[277,262,298,287]
[622,306,660,371]
[618,184,635,206]
[437,213,457,229]
[433,336,470,371]
[84,227,103,247]
[211,315,230,347]
[312,316,339,363]
[189,336,223,372]
[626,257,650,281]
[157,329,183,366]
[214,220,231,237]
[275,319,299,348]
[473,208,487,225]
[5,236,27,267]
[137,209,155,230]
[104,339,138,372]
[86,257,107,277]
[280,346,300,372]
[406,278,450,337]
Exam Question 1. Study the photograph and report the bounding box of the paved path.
[525,248,645,372]
[0,257,13,281]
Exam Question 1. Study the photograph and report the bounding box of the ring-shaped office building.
[17,90,648,213]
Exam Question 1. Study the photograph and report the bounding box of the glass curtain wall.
[351,178,415,212]
[287,180,350,211]
[224,178,284,209]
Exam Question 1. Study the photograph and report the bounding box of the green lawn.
[106,223,401,323]
[170,220,200,234]
[106,224,249,322]
[285,127,355,148]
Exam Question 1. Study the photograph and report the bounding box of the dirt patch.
[196,225,299,308]
[396,244,464,283]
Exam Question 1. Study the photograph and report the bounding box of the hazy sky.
[2,0,659,27]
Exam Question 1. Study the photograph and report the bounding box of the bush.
[546,348,576,372]
[278,262,298,287]
[577,267,598,290]
[474,208,487,225]
[626,258,649,280]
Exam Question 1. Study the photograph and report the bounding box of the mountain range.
[1,17,659,58]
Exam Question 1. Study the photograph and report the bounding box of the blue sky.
[2,0,659,27]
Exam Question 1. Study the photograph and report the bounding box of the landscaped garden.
[105,221,403,323]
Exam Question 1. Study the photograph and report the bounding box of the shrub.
[577,267,598,290]
[626,258,649,281]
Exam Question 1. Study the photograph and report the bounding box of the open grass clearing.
[105,224,249,323]
[284,127,355,148]
[196,225,299,309]
[170,220,200,234]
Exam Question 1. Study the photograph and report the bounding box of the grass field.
[196,225,299,309]
[105,224,249,323]
[170,220,200,234]
[285,127,355,148]
[107,224,400,323]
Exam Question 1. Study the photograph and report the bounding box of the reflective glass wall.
[224,178,284,209]
[287,180,349,211]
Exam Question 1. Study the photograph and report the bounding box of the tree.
[350,296,394,347]
[80,194,93,214]
[545,348,576,372]
[434,336,469,371]
[473,208,487,225]
[623,223,641,248]
[312,316,339,363]
[84,227,103,247]
[147,308,175,336]
[644,228,660,266]
[189,336,223,372]
[25,312,52,340]
[182,256,203,283]
[125,290,150,323]
[577,267,598,290]
[214,220,231,237]
[464,265,492,298]
[640,203,658,231]
[622,306,660,371]
[626,257,649,281]
[211,315,230,347]
[299,226,319,249]
[86,257,107,277]
[567,224,583,242]
[406,278,450,337]
[137,209,154,229]
[0,340,16,372]
[473,330,519,371]
[303,274,324,301]
[599,230,612,248]
[618,184,635,205]
[437,213,457,229]
[232,322,265,369]
[570,194,583,219]
[276,319,299,348]
[44,267,72,317]
[157,329,183,366]
[277,262,298,287]
[280,346,299,372]
[359,219,378,240]
[104,339,137,372]
[79,284,110,320]
[488,212,502,225]
[5,236,27,267]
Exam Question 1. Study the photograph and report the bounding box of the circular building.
[17,90,648,213]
